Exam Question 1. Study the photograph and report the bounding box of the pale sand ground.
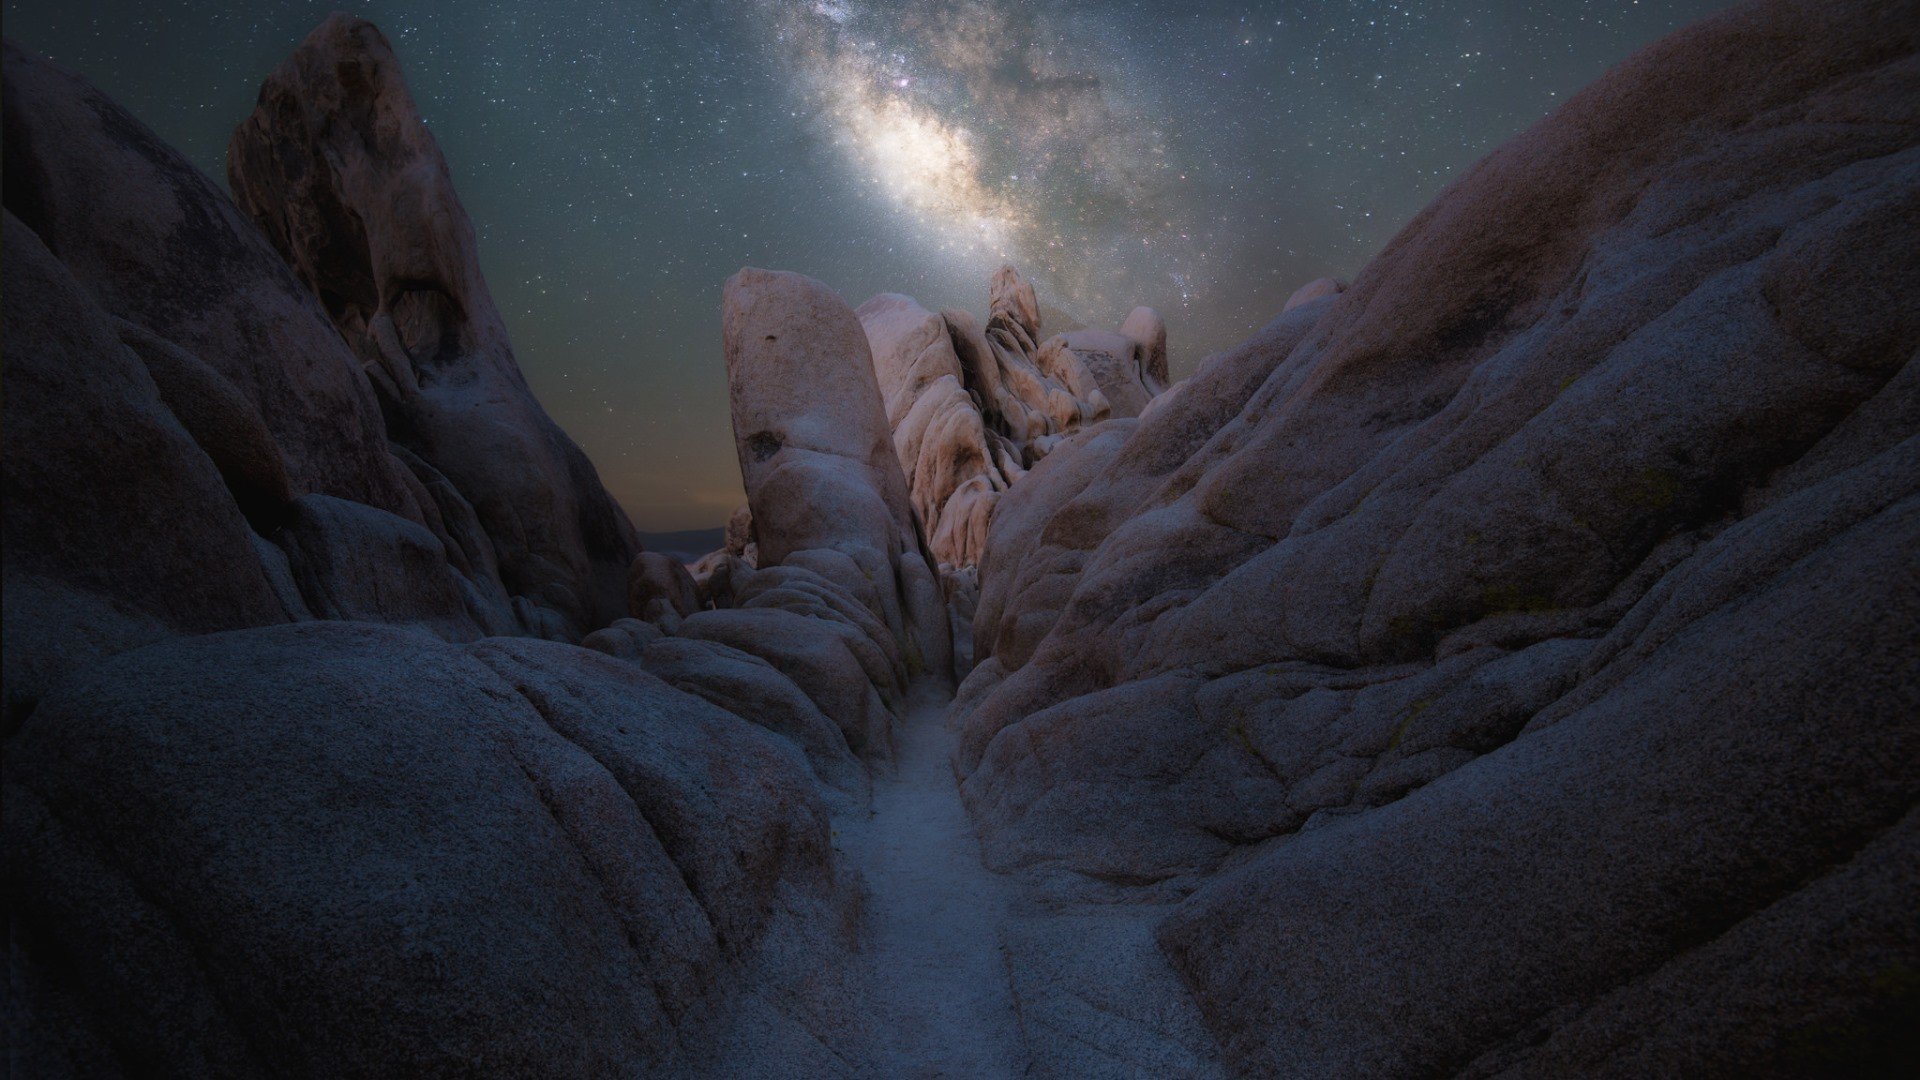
[671,681,1220,1078]
[833,684,1031,1077]
[833,684,1222,1079]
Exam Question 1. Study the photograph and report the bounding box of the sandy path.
[823,683,1222,1079]
[833,684,1030,1078]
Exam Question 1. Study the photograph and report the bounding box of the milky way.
[767,0,1189,308]
[3,0,1733,529]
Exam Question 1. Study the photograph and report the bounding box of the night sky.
[5,1,1731,529]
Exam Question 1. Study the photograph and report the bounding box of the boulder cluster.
[695,261,1171,678]
[4,0,1917,1075]
[705,264,1168,584]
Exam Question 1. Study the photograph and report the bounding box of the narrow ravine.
[829,685,1224,1079]
[834,684,1031,1077]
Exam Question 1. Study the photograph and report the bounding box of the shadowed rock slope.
[2,28,873,1077]
[955,0,1920,1074]
[6,623,852,1076]
[227,14,640,639]
[0,18,642,715]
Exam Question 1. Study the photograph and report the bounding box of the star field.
[4,0,1733,528]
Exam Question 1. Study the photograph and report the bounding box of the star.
[1,0,1736,529]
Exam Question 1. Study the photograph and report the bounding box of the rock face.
[954,0,1920,1074]
[276,493,483,640]
[1120,306,1170,387]
[976,264,1111,458]
[627,551,702,629]
[1281,275,1346,311]
[4,30,877,1076]
[4,622,848,1075]
[0,39,417,724]
[0,212,289,732]
[856,267,1169,568]
[1,28,640,665]
[227,14,640,639]
[0,42,417,521]
[858,292,1011,568]
[1035,329,1167,419]
[724,267,952,694]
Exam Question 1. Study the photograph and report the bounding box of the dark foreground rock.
[2,26,873,1078]
[0,40,417,520]
[955,0,1920,1073]
[3,622,851,1076]
[0,212,289,732]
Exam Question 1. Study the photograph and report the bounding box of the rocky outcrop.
[3,30,879,1076]
[1035,329,1167,420]
[0,42,418,521]
[966,299,1329,685]
[638,636,869,802]
[858,292,1011,569]
[725,503,756,558]
[1120,306,1170,388]
[1281,275,1347,312]
[975,264,1111,458]
[226,14,640,639]
[957,0,1920,1072]
[856,267,1169,569]
[0,212,289,731]
[276,493,484,640]
[0,38,427,725]
[4,622,850,1075]
[724,267,953,697]
[7,0,1918,1074]
[1,29,639,654]
[627,551,702,629]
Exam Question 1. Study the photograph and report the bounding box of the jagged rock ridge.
[0,14,644,709]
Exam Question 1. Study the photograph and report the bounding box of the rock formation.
[1281,275,1346,311]
[2,38,472,726]
[3,28,875,1076]
[976,264,1112,458]
[5,0,1918,1075]
[722,268,952,695]
[1120,305,1170,387]
[226,15,640,639]
[626,551,702,630]
[5,622,850,1075]
[1,18,641,662]
[855,267,1169,569]
[955,0,1920,1073]
[1,212,291,732]
[1035,329,1167,420]
[858,292,1011,569]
